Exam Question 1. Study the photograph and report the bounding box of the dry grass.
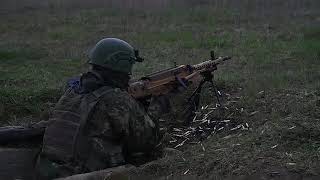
[0,0,320,178]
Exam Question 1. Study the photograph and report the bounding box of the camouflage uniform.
[33,38,166,179]
[36,71,160,179]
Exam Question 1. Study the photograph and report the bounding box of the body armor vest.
[41,86,112,164]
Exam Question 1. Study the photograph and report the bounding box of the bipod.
[188,71,222,108]
[183,72,223,124]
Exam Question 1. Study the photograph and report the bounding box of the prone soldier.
[0,37,230,179]
[35,38,164,179]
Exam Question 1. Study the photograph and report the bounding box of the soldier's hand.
[148,95,171,115]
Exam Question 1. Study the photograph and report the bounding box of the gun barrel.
[192,56,231,71]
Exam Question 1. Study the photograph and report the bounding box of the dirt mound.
[136,88,320,179]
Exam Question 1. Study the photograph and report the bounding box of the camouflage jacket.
[85,86,160,169]
[36,72,160,179]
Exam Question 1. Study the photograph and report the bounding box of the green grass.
[0,3,320,177]
[1,5,319,121]
[0,46,84,121]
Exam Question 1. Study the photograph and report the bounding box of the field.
[0,0,320,179]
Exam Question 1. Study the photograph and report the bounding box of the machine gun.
[128,51,231,111]
[0,52,231,145]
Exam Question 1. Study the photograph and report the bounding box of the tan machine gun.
[128,51,231,106]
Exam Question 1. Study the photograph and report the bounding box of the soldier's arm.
[91,89,159,155]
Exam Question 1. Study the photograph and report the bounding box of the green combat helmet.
[88,38,143,74]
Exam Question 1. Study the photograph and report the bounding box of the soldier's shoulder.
[102,87,131,98]
[100,87,136,105]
